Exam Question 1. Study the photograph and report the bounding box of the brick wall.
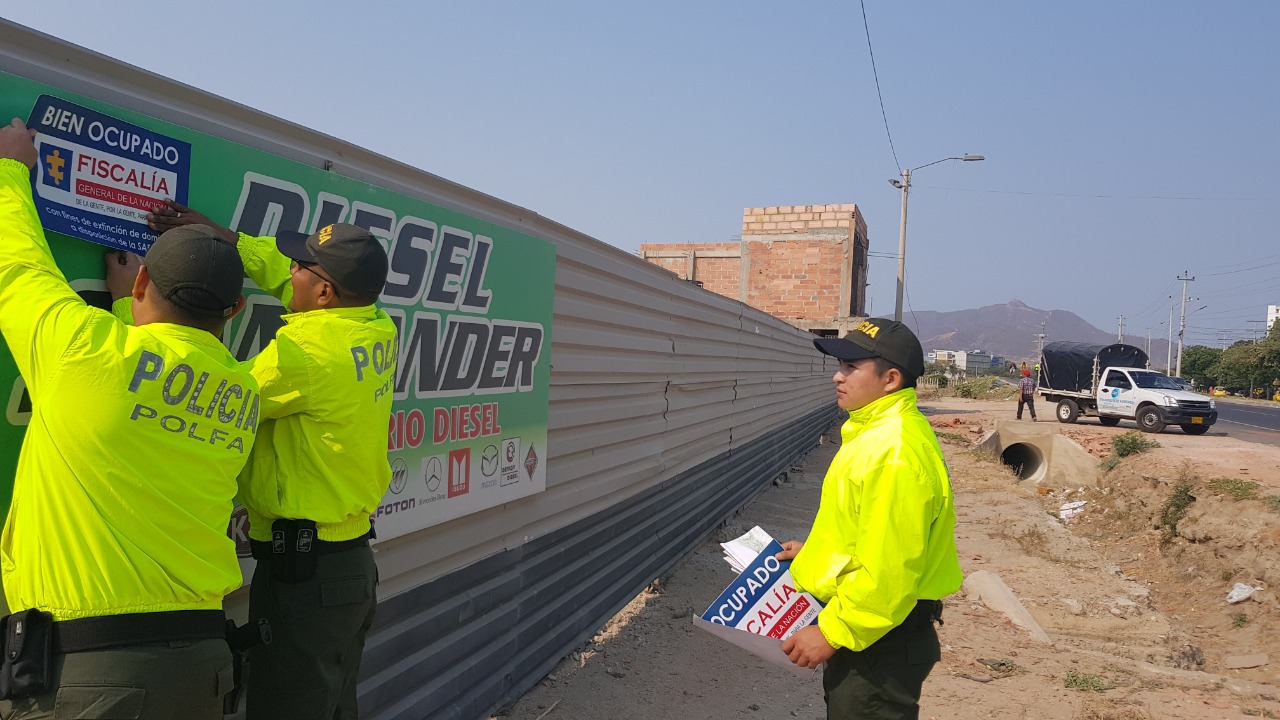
[643,254,688,278]
[639,242,739,257]
[692,256,740,297]
[744,239,845,321]
[638,203,869,330]
[741,203,860,234]
[637,242,741,298]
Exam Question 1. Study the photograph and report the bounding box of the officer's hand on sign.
[0,118,37,169]
[146,200,238,244]
[104,251,143,301]
[781,625,837,669]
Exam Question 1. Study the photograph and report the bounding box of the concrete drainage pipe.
[1000,442,1047,483]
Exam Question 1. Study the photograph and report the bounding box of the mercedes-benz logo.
[425,456,443,492]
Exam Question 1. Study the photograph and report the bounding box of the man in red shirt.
[1017,369,1038,421]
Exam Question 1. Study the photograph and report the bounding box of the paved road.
[1213,398,1280,446]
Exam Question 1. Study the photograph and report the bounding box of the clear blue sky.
[9,2,1279,346]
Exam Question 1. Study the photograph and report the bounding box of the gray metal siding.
[361,407,834,720]
[0,20,842,720]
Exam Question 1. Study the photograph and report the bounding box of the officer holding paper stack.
[777,318,962,719]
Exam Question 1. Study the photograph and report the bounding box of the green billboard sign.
[1,71,555,544]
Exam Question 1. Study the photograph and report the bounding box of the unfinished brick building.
[639,204,869,335]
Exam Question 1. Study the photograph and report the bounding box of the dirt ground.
[495,395,1280,720]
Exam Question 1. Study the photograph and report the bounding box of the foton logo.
[227,506,252,558]
[448,448,470,498]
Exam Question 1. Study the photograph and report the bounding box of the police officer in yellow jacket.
[143,202,397,720]
[0,120,257,719]
[777,318,962,720]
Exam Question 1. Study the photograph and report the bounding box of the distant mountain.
[905,300,1175,366]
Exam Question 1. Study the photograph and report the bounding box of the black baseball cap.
[276,223,388,298]
[144,224,245,318]
[813,318,925,378]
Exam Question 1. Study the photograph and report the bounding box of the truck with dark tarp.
[1038,341,1217,434]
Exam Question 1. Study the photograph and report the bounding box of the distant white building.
[928,350,957,366]
[929,349,996,375]
[1269,304,1280,331]
[953,350,993,374]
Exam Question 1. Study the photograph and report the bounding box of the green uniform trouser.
[823,601,942,720]
[0,639,232,720]
[246,544,377,720]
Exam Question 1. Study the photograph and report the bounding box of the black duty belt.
[52,610,226,654]
[908,599,944,626]
[249,532,370,561]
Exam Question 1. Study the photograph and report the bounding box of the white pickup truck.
[1037,342,1217,434]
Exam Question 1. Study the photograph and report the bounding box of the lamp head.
[888,179,904,189]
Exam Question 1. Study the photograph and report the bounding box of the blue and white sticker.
[28,95,191,253]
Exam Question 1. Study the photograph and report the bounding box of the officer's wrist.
[816,618,839,651]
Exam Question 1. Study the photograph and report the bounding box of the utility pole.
[1175,272,1195,378]
[1166,300,1174,373]
[1146,328,1151,357]
[1117,315,1125,343]
[1248,319,1266,343]
[893,168,910,322]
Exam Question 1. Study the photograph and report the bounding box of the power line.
[1198,279,1280,300]
[915,185,1273,202]
[1129,282,1177,324]
[1195,301,1280,318]
[859,0,899,174]
[1198,258,1280,278]
[1199,251,1280,274]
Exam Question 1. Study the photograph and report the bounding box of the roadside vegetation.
[1159,482,1195,538]
[928,375,1018,401]
[1112,431,1160,458]
[1099,431,1160,472]
[1179,321,1280,399]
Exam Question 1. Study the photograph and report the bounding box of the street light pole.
[1175,272,1195,378]
[891,154,984,322]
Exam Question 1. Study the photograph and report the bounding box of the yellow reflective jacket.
[0,159,258,620]
[235,233,397,542]
[790,388,962,651]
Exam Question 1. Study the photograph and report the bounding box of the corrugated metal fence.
[0,21,838,719]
